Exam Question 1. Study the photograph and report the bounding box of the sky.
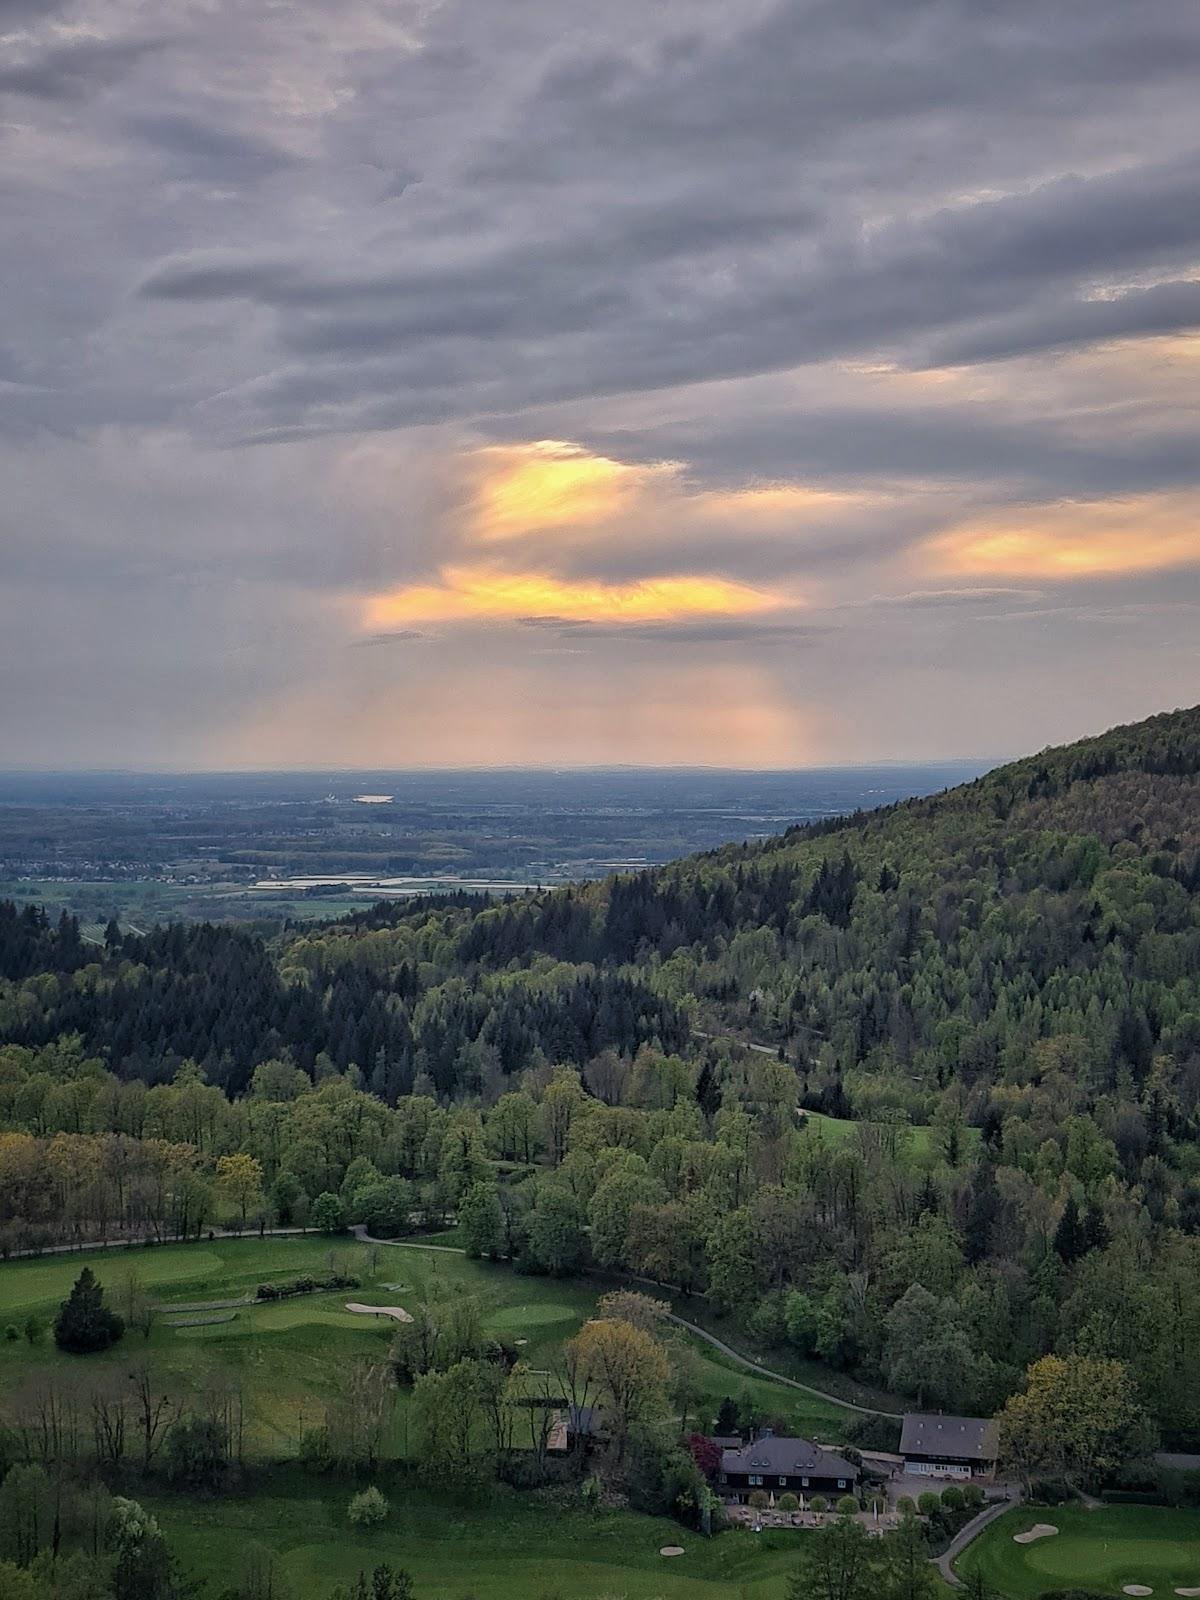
[3,0,1200,770]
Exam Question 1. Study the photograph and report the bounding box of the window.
[719,1473,727,1484]
[837,1479,846,1489]
[749,1475,763,1486]
[779,1477,787,1486]
[801,1477,809,1488]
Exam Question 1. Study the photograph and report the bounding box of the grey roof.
[900,1413,999,1462]
[721,1434,857,1481]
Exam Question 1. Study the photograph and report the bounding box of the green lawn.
[803,1111,980,1163]
[150,1469,814,1600]
[956,1504,1200,1599]
[0,1235,848,1456]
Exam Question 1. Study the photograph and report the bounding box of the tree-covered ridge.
[0,902,684,1097]
[5,706,1200,1459]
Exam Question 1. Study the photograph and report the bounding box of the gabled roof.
[900,1413,999,1461]
[720,1433,857,1481]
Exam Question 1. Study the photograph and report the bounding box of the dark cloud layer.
[1,0,1198,765]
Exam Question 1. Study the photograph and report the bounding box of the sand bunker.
[1014,1524,1060,1544]
[345,1302,413,1323]
[659,1547,685,1557]
[1173,1589,1200,1596]
[1123,1587,1153,1596]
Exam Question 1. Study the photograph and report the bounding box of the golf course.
[956,1505,1200,1599]
[0,1232,849,1457]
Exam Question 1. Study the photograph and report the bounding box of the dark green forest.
[4,705,1200,1450]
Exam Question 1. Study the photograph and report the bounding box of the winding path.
[663,1312,902,1419]
[935,1498,1017,1587]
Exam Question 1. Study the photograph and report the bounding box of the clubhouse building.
[899,1413,999,1479]
[718,1432,859,1502]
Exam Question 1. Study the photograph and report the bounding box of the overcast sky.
[3,0,1199,768]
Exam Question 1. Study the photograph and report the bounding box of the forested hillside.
[4,706,1200,1452]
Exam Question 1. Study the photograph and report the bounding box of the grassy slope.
[150,1469,818,1600]
[0,1236,848,1455]
[956,1505,1200,1599]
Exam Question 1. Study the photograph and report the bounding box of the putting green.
[957,1505,1200,1599]
[484,1302,581,1331]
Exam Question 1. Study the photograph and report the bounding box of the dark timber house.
[899,1414,999,1479]
[719,1432,859,1502]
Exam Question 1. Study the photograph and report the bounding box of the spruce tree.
[54,1267,125,1354]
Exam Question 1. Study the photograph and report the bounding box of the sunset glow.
[363,566,784,628]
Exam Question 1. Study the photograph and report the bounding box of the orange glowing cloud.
[472,440,651,541]
[364,565,783,627]
[466,440,865,546]
[925,495,1200,579]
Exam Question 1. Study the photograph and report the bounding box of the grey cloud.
[923,277,1200,365]
[0,36,158,99]
[127,114,299,182]
[517,617,818,645]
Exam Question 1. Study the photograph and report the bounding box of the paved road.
[2,1225,311,1261]
[934,1497,1016,1587]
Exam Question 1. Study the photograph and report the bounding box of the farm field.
[956,1504,1200,1599]
[0,1234,850,1456]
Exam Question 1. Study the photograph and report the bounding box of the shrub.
[748,1489,769,1509]
[837,1495,859,1517]
[22,1317,42,1346]
[963,1482,985,1509]
[896,1495,916,1516]
[777,1493,798,1512]
[3,1325,17,1342]
[1029,1477,1072,1505]
[917,1491,940,1516]
[810,1495,827,1513]
[941,1485,965,1510]
[347,1486,388,1528]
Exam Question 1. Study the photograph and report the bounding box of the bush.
[837,1495,859,1517]
[3,1325,17,1342]
[1029,1477,1073,1505]
[941,1485,964,1510]
[810,1495,827,1513]
[963,1482,985,1509]
[842,1413,903,1452]
[917,1491,940,1517]
[777,1493,798,1512]
[347,1486,388,1528]
[748,1489,769,1509]
[896,1495,916,1516]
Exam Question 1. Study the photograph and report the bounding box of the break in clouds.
[2,0,1199,766]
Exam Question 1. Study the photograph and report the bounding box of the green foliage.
[53,1268,124,1354]
[458,1183,504,1260]
[162,1414,229,1489]
[347,1488,388,1529]
[309,1193,345,1233]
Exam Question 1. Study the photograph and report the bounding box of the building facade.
[899,1413,999,1479]
[719,1433,859,1502]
